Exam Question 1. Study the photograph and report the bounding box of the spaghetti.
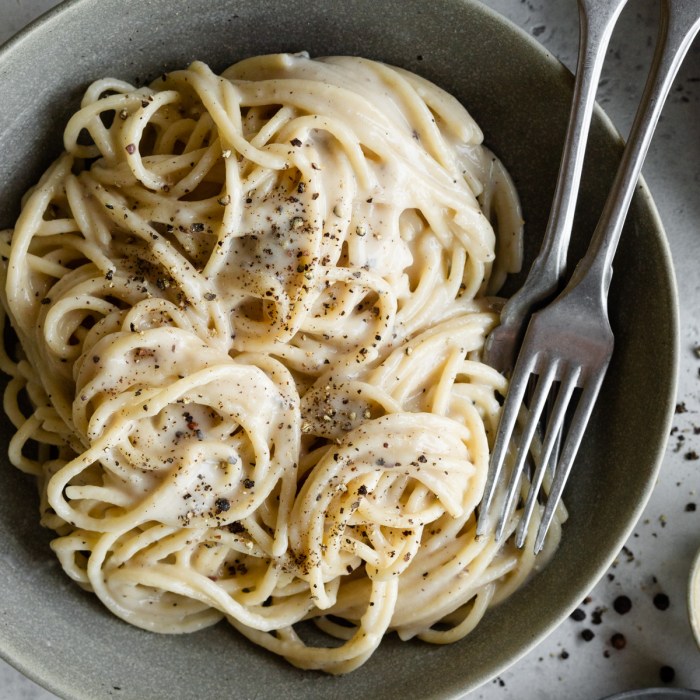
[0,53,563,673]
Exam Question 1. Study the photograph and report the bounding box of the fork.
[479,0,628,543]
[483,0,629,376]
[477,0,700,553]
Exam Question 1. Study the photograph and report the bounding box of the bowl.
[0,0,679,698]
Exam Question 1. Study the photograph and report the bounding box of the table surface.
[1,1,699,698]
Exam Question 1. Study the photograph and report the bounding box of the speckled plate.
[0,1,679,698]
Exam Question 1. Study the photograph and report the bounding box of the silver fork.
[480,0,628,539]
[477,0,700,553]
[483,0,629,376]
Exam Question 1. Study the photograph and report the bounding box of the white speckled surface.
[1,1,699,698]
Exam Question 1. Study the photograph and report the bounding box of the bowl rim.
[0,0,681,697]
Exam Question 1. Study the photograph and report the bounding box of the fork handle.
[527,0,629,285]
[491,0,627,365]
[565,0,700,297]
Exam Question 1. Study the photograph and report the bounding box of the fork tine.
[533,369,609,553]
[515,365,580,547]
[545,388,565,480]
[476,355,537,537]
[495,363,557,541]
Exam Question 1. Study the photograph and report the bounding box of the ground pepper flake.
[613,595,632,614]
[610,633,626,650]
[581,629,595,642]
[653,593,670,610]
[659,665,676,683]
[215,498,230,513]
[591,607,605,625]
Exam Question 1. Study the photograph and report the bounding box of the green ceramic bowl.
[0,1,679,698]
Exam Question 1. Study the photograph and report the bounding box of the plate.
[690,545,700,651]
[0,0,679,698]
[602,690,700,700]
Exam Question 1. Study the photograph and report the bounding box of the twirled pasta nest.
[0,53,563,673]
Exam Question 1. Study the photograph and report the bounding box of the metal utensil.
[483,0,629,375]
[478,0,700,552]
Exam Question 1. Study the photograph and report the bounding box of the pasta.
[0,53,564,673]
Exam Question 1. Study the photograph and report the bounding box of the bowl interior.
[0,1,678,698]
